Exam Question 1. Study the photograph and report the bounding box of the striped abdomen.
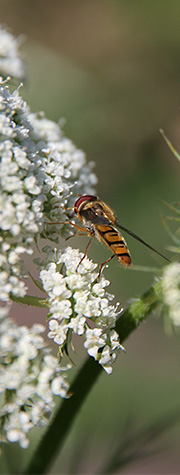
[96,224,131,267]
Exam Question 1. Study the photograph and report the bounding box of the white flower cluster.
[0,306,70,448]
[40,247,124,374]
[0,25,25,79]
[0,25,122,453]
[0,77,97,303]
[162,262,180,327]
[0,79,42,302]
[28,111,97,239]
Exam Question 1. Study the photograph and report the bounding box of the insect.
[70,194,169,276]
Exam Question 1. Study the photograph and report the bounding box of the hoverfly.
[70,194,169,276]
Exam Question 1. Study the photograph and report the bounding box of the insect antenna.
[115,222,169,263]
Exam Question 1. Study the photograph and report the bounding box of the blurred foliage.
[1,1,180,473]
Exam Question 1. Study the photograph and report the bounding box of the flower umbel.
[40,247,124,374]
[0,307,70,448]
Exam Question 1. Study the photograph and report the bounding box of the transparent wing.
[115,222,169,263]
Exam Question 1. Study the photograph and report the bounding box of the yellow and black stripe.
[97,224,131,267]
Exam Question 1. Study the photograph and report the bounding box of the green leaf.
[10,294,48,307]
[99,409,180,474]
[28,272,45,292]
[162,200,180,216]
[160,129,180,161]
[162,215,180,245]
[166,245,180,253]
[165,216,180,222]
[129,264,161,273]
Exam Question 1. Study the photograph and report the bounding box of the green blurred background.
[1,1,180,473]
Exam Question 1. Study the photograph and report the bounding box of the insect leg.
[98,254,115,278]
[68,222,89,232]
[45,220,86,231]
[66,231,89,241]
[65,222,89,241]
[76,235,94,273]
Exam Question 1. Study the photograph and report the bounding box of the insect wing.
[78,199,115,225]
[115,222,169,263]
[80,206,110,226]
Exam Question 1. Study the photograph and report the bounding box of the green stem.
[116,279,162,339]
[22,280,163,475]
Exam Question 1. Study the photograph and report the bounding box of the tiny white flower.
[51,376,69,398]
[9,276,27,298]
[49,299,72,319]
[0,304,10,319]
[0,26,25,79]
[13,147,31,169]
[16,384,36,405]
[92,279,109,297]
[48,319,68,345]
[84,328,106,358]
[24,175,41,195]
[66,273,88,290]
[40,266,71,299]
[99,347,114,375]
[74,290,89,314]
[5,412,32,449]
[83,297,102,317]
[109,329,123,351]
[68,315,86,335]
